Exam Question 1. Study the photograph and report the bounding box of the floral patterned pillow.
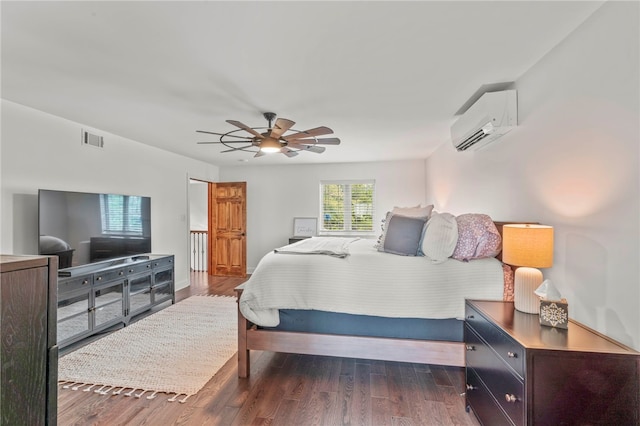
[451,213,502,261]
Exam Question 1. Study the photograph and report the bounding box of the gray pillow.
[379,214,427,256]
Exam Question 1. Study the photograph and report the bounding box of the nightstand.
[464,299,639,425]
[288,236,311,244]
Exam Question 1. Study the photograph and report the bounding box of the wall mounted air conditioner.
[451,90,517,152]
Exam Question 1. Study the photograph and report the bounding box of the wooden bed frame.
[235,221,515,378]
[235,288,465,377]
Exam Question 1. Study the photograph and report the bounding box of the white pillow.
[392,204,434,218]
[421,212,458,264]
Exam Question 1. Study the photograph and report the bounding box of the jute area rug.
[58,295,237,403]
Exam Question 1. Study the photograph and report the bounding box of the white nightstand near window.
[319,180,375,236]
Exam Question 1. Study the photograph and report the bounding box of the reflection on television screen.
[38,189,151,269]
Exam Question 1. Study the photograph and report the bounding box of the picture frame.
[293,217,317,237]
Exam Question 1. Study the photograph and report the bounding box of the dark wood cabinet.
[57,254,174,349]
[465,299,639,426]
[288,236,310,244]
[0,255,57,426]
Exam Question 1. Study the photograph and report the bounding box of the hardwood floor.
[58,272,480,426]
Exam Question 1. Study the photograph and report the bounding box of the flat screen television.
[38,189,151,269]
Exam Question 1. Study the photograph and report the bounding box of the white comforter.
[274,237,359,258]
[239,238,504,327]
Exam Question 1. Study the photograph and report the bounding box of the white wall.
[1,100,220,290]
[425,2,639,349]
[219,160,427,271]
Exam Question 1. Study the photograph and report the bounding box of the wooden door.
[208,182,247,277]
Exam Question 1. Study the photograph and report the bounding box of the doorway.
[188,179,209,272]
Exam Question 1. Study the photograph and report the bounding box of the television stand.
[56,254,174,349]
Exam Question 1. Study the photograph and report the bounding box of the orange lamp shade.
[502,224,554,268]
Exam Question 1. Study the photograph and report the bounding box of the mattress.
[262,309,464,342]
[239,238,505,327]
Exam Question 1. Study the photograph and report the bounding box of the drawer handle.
[505,394,517,403]
[507,351,517,358]
[466,315,474,319]
[146,265,150,268]
[465,384,476,391]
[129,269,134,273]
[465,345,475,351]
[82,279,88,285]
[119,271,124,276]
[96,276,102,281]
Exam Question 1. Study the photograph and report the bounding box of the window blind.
[320,180,375,234]
[100,194,144,235]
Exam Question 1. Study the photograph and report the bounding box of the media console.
[57,254,174,349]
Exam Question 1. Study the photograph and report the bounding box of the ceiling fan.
[197,112,340,158]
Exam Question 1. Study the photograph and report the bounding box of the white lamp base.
[514,267,543,314]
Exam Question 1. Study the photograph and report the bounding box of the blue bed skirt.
[260,309,463,342]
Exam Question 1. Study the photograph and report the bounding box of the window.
[320,180,375,234]
[100,194,144,235]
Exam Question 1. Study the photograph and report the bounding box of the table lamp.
[502,224,554,314]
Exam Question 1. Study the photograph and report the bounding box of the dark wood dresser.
[288,236,311,244]
[1,255,58,425]
[464,299,639,426]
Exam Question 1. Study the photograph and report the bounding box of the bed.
[235,213,514,377]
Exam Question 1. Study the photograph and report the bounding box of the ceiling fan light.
[259,137,281,153]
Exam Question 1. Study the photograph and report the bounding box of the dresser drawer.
[58,274,92,294]
[465,325,524,426]
[152,256,173,269]
[125,261,152,275]
[465,304,524,378]
[94,267,126,283]
[466,367,513,426]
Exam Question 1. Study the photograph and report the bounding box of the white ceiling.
[1,1,604,166]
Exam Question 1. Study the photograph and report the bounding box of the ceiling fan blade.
[281,147,299,158]
[197,140,251,144]
[226,120,264,138]
[283,126,334,141]
[221,145,254,153]
[196,130,253,140]
[291,137,341,146]
[288,143,326,153]
[270,118,295,139]
[254,150,267,158]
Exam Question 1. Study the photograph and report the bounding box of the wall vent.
[81,130,104,148]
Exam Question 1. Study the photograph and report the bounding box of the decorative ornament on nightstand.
[502,224,554,314]
[535,279,569,328]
